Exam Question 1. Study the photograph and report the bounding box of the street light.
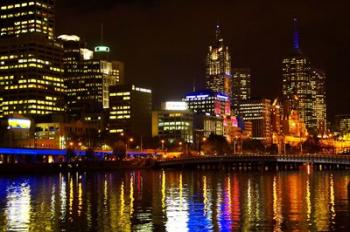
[161,139,165,151]
[200,137,207,155]
[125,137,134,158]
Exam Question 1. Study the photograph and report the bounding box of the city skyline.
[56,0,350,121]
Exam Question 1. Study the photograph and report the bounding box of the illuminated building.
[335,114,350,134]
[223,116,244,144]
[184,89,231,117]
[58,35,124,120]
[34,121,98,149]
[271,99,284,153]
[282,18,327,134]
[206,25,232,97]
[108,84,152,138]
[0,0,65,117]
[311,68,327,135]
[152,101,193,143]
[282,18,313,130]
[282,110,308,146]
[0,117,32,147]
[239,99,272,144]
[193,114,224,137]
[232,68,251,113]
[271,99,282,135]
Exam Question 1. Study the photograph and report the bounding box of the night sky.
[56,0,350,122]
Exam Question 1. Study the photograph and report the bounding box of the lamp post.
[200,137,207,155]
[140,136,143,152]
[125,137,133,158]
[161,139,165,151]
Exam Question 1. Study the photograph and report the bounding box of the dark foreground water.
[0,170,349,232]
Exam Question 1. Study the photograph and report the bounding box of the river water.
[0,170,349,231]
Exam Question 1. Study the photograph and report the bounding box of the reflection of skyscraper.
[282,18,324,133]
[206,25,232,97]
[0,0,65,117]
[232,68,251,114]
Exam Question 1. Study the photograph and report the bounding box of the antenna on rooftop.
[100,23,104,44]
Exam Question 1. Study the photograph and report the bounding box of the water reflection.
[0,170,349,231]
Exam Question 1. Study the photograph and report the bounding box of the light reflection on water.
[0,170,349,231]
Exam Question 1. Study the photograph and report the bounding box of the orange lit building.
[283,110,308,146]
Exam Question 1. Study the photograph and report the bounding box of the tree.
[85,148,96,161]
[202,134,231,155]
[112,140,126,160]
[66,148,76,162]
[302,137,321,154]
[242,139,265,153]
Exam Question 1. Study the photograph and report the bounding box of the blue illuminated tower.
[282,18,326,134]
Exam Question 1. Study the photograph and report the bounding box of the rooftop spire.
[100,23,104,43]
[293,18,300,51]
[215,24,222,41]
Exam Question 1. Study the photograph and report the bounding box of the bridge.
[156,154,350,170]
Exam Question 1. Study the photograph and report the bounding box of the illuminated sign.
[186,94,209,99]
[164,101,188,111]
[57,34,80,41]
[132,85,152,93]
[8,118,31,129]
[217,94,228,100]
[231,116,238,127]
[94,45,110,53]
[80,48,93,60]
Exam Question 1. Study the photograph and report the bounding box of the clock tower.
[205,25,232,98]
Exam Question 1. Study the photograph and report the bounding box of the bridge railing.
[158,153,350,165]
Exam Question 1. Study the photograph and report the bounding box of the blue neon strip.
[0,148,86,156]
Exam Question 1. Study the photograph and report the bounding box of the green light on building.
[94,46,110,53]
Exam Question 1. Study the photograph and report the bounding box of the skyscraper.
[232,68,251,114]
[311,68,327,134]
[239,99,272,144]
[0,0,65,117]
[58,35,124,120]
[282,18,316,132]
[206,25,232,97]
[108,84,152,138]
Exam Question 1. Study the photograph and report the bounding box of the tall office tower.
[206,25,232,97]
[282,18,316,132]
[108,84,152,138]
[239,99,272,144]
[232,68,251,114]
[311,68,327,134]
[58,35,124,121]
[0,0,65,118]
